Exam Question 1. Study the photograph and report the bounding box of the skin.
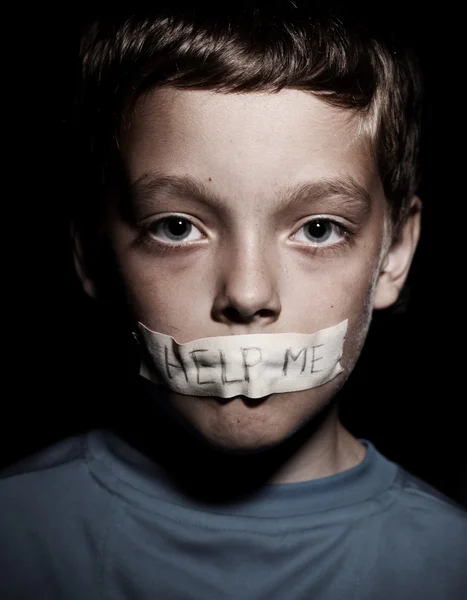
[76,87,420,484]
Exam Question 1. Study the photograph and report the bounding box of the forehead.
[121,87,381,206]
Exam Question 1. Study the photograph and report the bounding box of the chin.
[194,429,294,456]
[170,391,323,455]
[202,427,293,455]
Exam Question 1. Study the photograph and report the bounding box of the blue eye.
[291,218,346,247]
[148,216,204,243]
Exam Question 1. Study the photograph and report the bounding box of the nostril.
[255,308,277,319]
[223,306,245,323]
[222,306,277,324]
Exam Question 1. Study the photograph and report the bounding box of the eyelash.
[135,214,206,254]
[290,217,354,255]
[135,214,355,255]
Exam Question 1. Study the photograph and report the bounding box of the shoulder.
[372,456,467,546]
[0,431,119,539]
[357,441,467,538]
[1,433,86,478]
[388,465,467,526]
[0,432,120,597]
[0,431,117,520]
[1,433,96,505]
[342,450,467,598]
[371,463,467,590]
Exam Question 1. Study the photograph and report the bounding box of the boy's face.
[93,88,417,452]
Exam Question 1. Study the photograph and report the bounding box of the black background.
[3,6,466,507]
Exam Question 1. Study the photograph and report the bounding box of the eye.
[147,216,204,244]
[291,218,346,247]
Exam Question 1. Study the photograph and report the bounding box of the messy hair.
[73,2,422,241]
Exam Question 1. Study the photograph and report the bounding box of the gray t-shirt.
[1,429,466,599]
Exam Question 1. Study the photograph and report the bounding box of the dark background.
[3,7,466,507]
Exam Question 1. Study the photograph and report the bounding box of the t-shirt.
[1,429,466,599]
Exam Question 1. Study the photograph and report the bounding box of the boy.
[1,3,466,599]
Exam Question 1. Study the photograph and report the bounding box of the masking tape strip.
[138,320,348,399]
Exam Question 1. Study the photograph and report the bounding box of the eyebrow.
[128,171,372,217]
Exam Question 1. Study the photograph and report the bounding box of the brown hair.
[73,2,422,240]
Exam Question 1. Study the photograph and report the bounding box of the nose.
[211,241,281,326]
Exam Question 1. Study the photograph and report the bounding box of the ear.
[373,196,422,310]
[71,223,98,299]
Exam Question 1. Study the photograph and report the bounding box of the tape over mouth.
[137,320,348,399]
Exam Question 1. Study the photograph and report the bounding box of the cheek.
[285,251,381,370]
[284,247,380,319]
[335,260,381,372]
[113,249,214,332]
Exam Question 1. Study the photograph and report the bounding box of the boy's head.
[72,3,421,453]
